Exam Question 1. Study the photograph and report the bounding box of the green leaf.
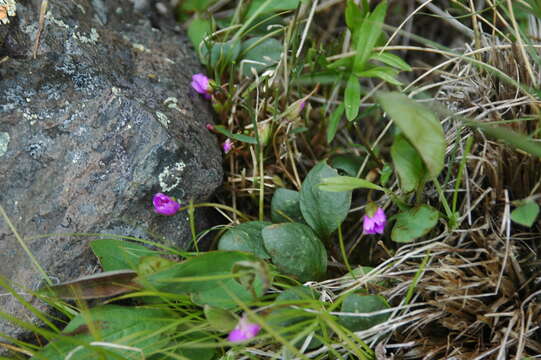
[376,92,445,177]
[271,189,304,223]
[166,331,216,360]
[188,18,212,50]
[369,52,412,71]
[213,125,258,144]
[330,154,364,177]
[190,277,260,309]
[90,239,159,271]
[137,251,265,296]
[319,176,385,192]
[345,74,361,121]
[200,39,241,68]
[339,294,390,331]
[511,201,540,227]
[391,205,439,243]
[345,0,363,30]
[355,66,401,86]
[391,134,426,193]
[218,221,272,259]
[240,37,283,76]
[181,0,217,11]
[352,0,388,72]
[327,103,345,143]
[262,223,327,282]
[244,0,300,19]
[204,306,238,332]
[299,162,352,239]
[32,305,172,360]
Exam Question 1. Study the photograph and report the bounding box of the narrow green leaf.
[511,201,540,227]
[356,66,401,86]
[391,134,426,193]
[345,0,363,30]
[244,0,300,19]
[214,125,258,144]
[369,52,412,71]
[352,0,388,72]
[376,92,445,177]
[319,176,386,192]
[299,162,352,239]
[327,103,345,143]
[345,75,361,121]
[391,205,439,243]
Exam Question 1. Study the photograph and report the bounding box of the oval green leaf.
[376,92,445,178]
[391,133,426,193]
[511,201,540,227]
[218,221,271,259]
[345,74,361,121]
[300,162,352,239]
[391,205,439,243]
[262,223,327,282]
[339,293,390,331]
[271,188,304,223]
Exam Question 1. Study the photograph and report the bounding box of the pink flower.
[363,207,386,234]
[227,316,261,343]
[222,138,233,154]
[300,101,306,110]
[153,193,180,216]
[191,73,212,99]
[206,123,215,131]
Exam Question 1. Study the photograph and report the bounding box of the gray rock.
[0,0,222,346]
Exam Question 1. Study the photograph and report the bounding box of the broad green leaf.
[240,37,283,76]
[188,18,212,50]
[271,189,304,223]
[369,52,412,71]
[391,134,426,193]
[327,103,345,143]
[262,223,327,282]
[90,239,159,271]
[376,92,445,177]
[330,154,364,177]
[319,176,385,192]
[391,205,439,243]
[218,221,271,259]
[167,331,216,360]
[137,251,265,295]
[339,294,390,331]
[244,0,300,19]
[191,276,260,309]
[32,305,172,360]
[511,201,540,227]
[352,0,388,72]
[355,66,401,86]
[213,125,257,144]
[204,306,238,332]
[300,162,352,239]
[345,74,361,121]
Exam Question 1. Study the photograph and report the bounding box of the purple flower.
[206,123,215,131]
[191,73,212,99]
[300,101,306,111]
[227,316,261,343]
[222,138,233,154]
[363,207,386,234]
[153,193,180,216]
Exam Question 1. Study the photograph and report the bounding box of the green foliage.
[218,221,272,258]
[187,17,212,50]
[300,162,352,239]
[319,175,385,192]
[262,223,327,282]
[339,293,390,331]
[244,0,302,19]
[391,133,426,193]
[240,37,283,76]
[511,201,540,227]
[345,75,361,121]
[271,188,304,223]
[377,92,446,178]
[391,205,439,243]
[90,239,159,271]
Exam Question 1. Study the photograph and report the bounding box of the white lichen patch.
[111,87,122,96]
[159,161,186,192]
[132,43,151,53]
[0,132,10,157]
[164,97,187,114]
[0,0,16,25]
[155,111,169,128]
[46,11,69,29]
[74,28,99,44]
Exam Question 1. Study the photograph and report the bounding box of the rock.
[0,0,222,346]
